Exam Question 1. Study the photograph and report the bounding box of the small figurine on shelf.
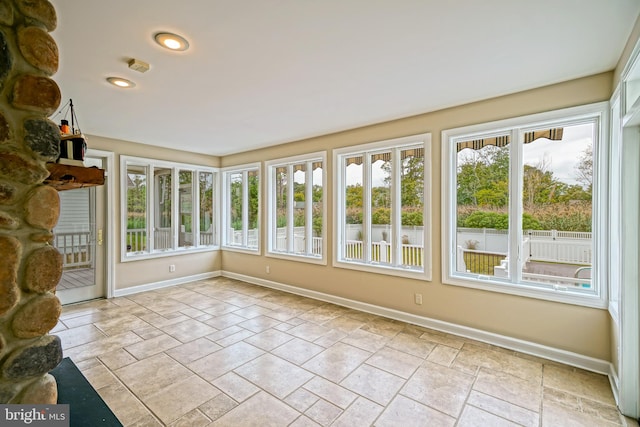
[55,99,88,167]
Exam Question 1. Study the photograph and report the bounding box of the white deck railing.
[344,240,424,267]
[54,231,93,269]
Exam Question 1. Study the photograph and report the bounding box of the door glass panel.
[293,163,306,254]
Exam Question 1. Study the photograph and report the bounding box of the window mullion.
[305,161,313,255]
[286,165,295,252]
[363,153,372,263]
[510,129,523,283]
[148,165,154,252]
[392,148,402,266]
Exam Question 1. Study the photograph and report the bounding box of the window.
[121,156,218,260]
[266,152,326,262]
[221,163,260,251]
[334,134,431,278]
[442,103,608,307]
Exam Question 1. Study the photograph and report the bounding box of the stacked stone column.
[0,0,64,404]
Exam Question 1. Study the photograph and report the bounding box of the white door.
[54,156,106,304]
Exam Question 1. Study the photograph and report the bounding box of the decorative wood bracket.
[44,163,105,191]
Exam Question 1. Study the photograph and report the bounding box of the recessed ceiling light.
[154,32,189,51]
[106,77,136,88]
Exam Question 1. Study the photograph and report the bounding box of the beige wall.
[223,72,613,360]
[87,135,222,290]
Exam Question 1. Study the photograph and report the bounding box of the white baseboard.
[113,271,222,297]
[223,270,612,376]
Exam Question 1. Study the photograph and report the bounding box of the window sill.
[443,273,607,309]
[333,259,431,281]
[121,246,219,263]
[221,245,261,255]
[266,251,327,265]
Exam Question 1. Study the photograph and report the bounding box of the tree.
[575,144,593,191]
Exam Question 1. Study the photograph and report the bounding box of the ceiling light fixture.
[154,32,189,51]
[106,77,136,88]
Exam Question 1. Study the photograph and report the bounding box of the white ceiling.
[50,1,639,156]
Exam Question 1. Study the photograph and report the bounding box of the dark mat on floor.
[50,357,122,427]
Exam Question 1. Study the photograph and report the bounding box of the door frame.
[85,148,115,299]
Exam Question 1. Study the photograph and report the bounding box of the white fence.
[274,227,322,256]
[126,228,217,252]
[458,228,592,265]
[344,240,423,267]
[54,231,93,269]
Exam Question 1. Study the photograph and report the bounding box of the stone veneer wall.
[0,0,64,404]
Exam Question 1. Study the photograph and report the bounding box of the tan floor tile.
[303,376,357,409]
[454,342,543,383]
[331,396,383,427]
[360,317,405,338]
[115,353,194,399]
[288,322,331,341]
[124,333,182,359]
[313,329,347,348]
[234,353,314,398]
[166,337,222,365]
[473,368,542,413]
[321,315,365,333]
[341,364,405,406]
[542,400,621,427]
[426,344,459,366]
[169,409,211,427]
[133,324,165,340]
[285,388,320,412]
[212,372,259,402]
[420,330,465,349]
[80,363,119,390]
[97,382,153,426]
[271,337,324,365]
[376,395,456,427]
[64,331,143,362]
[290,415,322,427]
[205,325,243,341]
[160,318,218,343]
[138,312,191,328]
[400,362,474,418]
[543,364,616,405]
[144,375,221,425]
[128,413,163,426]
[302,342,371,382]
[341,329,388,352]
[232,305,274,319]
[214,328,255,347]
[458,405,521,427]
[387,332,437,358]
[467,390,539,427]
[179,307,208,319]
[198,394,238,422]
[188,341,264,381]
[305,399,342,426]
[367,346,423,379]
[98,348,138,370]
[299,305,345,324]
[94,314,151,336]
[201,302,240,316]
[56,324,106,350]
[243,328,294,351]
[211,391,299,426]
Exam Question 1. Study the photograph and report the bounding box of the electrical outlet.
[169,264,175,272]
[414,293,423,305]
[266,265,270,274]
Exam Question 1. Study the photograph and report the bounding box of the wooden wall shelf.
[44,163,105,191]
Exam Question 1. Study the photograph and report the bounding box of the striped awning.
[456,128,563,152]
[345,147,425,166]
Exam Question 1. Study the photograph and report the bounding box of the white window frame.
[266,152,327,264]
[333,133,432,280]
[221,163,261,253]
[441,103,609,308]
[120,156,219,262]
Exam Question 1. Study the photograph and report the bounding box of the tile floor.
[53,277,629,426]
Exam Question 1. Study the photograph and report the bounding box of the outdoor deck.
[57,268,94,291]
